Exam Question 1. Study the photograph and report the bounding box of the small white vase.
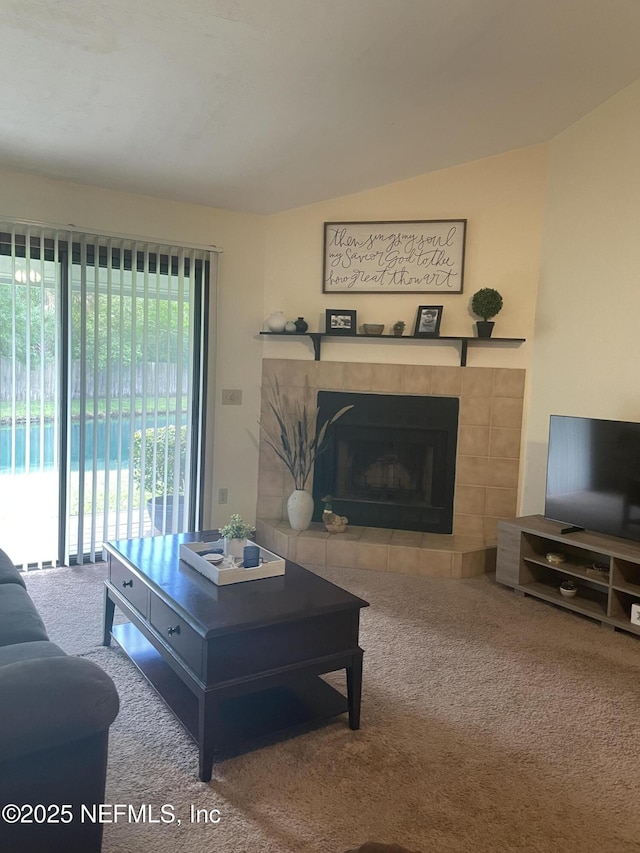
[266,310,286,333]
[287,489,314,531]
[224,537,247,559]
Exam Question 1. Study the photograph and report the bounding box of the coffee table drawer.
[110,559,148,617]
[149,594,203,677]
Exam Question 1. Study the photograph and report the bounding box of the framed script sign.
[323,219,466,293]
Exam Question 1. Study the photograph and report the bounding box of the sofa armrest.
[0,656,119,762]
[0,548,25,588]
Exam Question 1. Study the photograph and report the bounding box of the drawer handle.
[167,625,181,637]
[122,579,133,588]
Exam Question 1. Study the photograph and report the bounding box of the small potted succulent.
[219,513,255,558]
[471,288,503,338]
[559,579,578,598]
[392,320,406,337]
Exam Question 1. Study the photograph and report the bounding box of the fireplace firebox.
[312,391,459,533]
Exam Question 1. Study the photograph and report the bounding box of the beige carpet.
[24,562,640,853]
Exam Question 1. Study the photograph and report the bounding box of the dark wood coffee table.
[102,533,368,782]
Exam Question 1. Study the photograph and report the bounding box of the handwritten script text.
[323,222,465,292]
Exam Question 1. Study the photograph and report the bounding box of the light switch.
[222,389,242,405]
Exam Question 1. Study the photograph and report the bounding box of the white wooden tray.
[180,541,285,585]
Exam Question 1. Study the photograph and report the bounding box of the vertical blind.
[0,227,58,566]
[0,222,217,567]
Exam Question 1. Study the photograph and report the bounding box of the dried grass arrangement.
[262,377,353,490]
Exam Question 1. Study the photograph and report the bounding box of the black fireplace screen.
[334,425,435,505]
[312,391,459,533]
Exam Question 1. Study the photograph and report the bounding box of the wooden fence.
[0,358,186,402]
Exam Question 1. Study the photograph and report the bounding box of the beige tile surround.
[256,519,497,579]
[257,359,524,578]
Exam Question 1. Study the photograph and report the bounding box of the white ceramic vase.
[287,489,314,531]
[224,537,247,559]
[266,310,286,333]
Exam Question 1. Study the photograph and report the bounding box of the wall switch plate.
[218,488,228,504]
[222,389,242,405]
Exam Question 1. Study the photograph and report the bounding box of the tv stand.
[496,515,640,636]
[559,525,585,535]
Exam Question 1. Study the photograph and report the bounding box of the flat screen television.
[545,415,640,542]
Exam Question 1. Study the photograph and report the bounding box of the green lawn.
[69,469,144,514]
[0,397,185,422]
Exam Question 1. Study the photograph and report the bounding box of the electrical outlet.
[218,488,228,504]
[222,389,242,405]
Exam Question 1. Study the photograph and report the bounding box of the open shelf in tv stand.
[496,514,640,637]
[259,331,525,367]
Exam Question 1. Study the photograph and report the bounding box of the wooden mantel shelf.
[260,331,525,367]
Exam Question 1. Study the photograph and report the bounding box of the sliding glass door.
[0,236,60,567]
[0,225,213,567]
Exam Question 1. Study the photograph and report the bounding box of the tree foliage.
[1,279,191,370]
[0,281,56,366]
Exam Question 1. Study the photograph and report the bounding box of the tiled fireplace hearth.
[256,359,525,578]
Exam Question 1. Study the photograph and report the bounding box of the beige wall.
[0,170,266,528]
[0,142,551,531]
[5,78,639,533]
[521,79,640,514]
[262,145,549,369]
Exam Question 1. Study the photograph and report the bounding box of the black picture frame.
[325,309,357,335]
[413,305,443,337]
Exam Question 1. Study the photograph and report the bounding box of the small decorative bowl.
[363,324,384,335]
[203,553,224,564]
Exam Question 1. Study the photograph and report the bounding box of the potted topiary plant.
[392,320,406,337]
[219,513,255,558]
[471,288,503,338]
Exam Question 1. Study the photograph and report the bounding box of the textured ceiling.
[3,0,640,214]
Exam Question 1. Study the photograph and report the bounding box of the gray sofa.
[0,547,120,853]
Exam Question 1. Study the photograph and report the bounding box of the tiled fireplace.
[312,390,460,532]
[256,359,525,578]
